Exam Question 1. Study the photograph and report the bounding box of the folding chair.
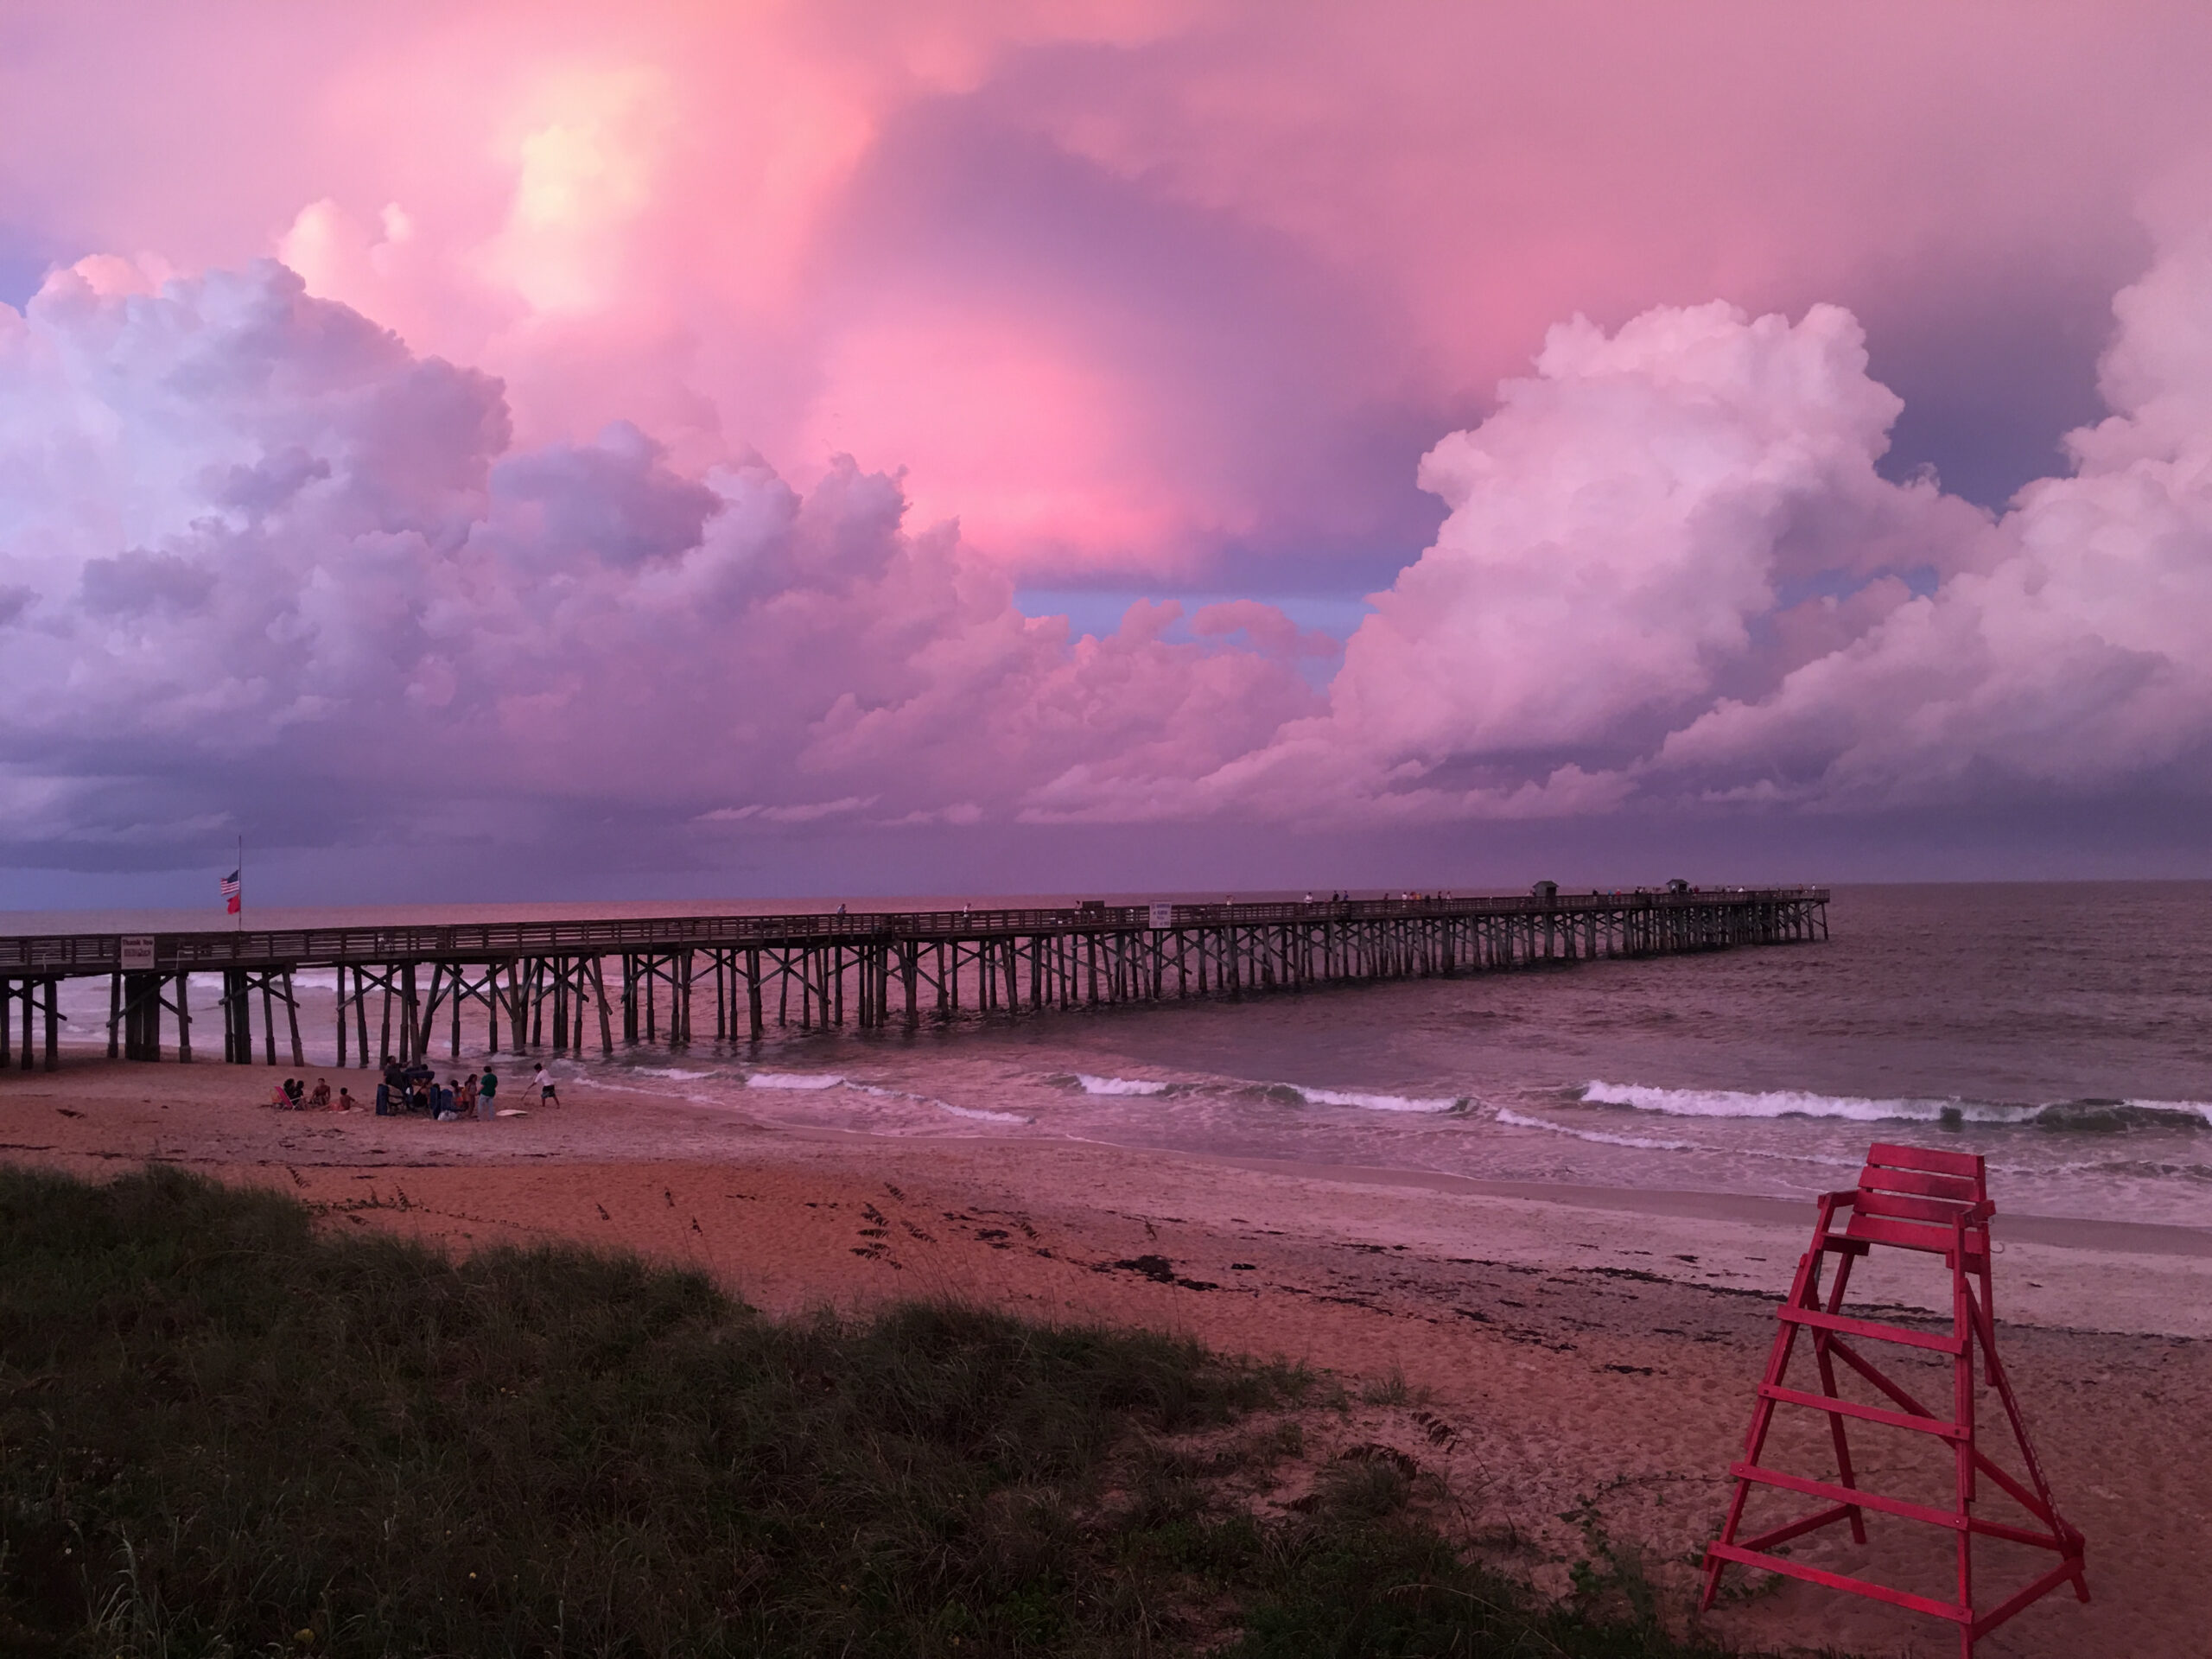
[1700,1142,2088,1656]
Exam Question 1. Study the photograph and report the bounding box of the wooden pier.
[0,887,1829,1071]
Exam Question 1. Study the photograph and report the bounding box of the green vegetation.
[2,1165,1758,1656]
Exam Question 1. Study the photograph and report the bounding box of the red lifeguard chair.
[1701,1142,2088,1656]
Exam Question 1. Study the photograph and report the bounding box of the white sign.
[121,935,156,970]
[1148,902,1174,930]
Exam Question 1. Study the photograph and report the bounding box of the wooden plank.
[1859,1165,1983,1204]
[1969,1558,2088,1637]
[1703,1542,1967,1623]
[1866,1141,1984,1179]
[1853,1188,1981,1227]
[1841,1213,1986,1259]
[1737,1502,1858,1554]
[1729,1462,1966,1531]
[1776,1303,1965,1353]
[1758,1382,1967,1439]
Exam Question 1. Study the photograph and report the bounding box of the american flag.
[220,869,241,915]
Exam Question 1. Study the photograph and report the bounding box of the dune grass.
[0,1164,1759,1656]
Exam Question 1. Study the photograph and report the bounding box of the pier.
[0,887,1828,1071]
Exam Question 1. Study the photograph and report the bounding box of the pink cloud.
[0,257,1316,862]
[8,4,2207,581]
[9,10,2212,883]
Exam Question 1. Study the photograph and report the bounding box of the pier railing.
[0,887,1830,973]
[0,887,1829,1071]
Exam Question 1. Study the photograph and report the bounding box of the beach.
[5,1056,2206,1658]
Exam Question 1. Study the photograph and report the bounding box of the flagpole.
[236,833,243,932]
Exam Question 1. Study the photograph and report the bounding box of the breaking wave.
[1072,1074,1173,1096]
[932,1102,1033,1124]
[747,1071,846,1090]
[1496,1106,1699,1152]
[1255,1082,1468,1114]
[1580,1082,2212,1132]
[1497,1106,1865,1169]
[853,1081,1035,1125]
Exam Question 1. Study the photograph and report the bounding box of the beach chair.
[1700,1142,2088,1657]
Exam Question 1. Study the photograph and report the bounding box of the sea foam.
[1583,1081,1981,1122]
[1581,1080,2212,1131]
[1074,1074,1173,1096]
[933,1102,1033,1123]
[1275,1084,1466,1114]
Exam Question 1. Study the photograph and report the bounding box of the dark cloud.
[78,550,215,616]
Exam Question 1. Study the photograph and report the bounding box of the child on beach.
[308,1078,330,1109]
[336,1087,356,1112]
[478,1067,499,1119]
[459,1073,477,1116]
[533,1064,559,1108]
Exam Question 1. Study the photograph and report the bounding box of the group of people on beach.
[259,1062,560,1118]
[373,1059,556,1120]
[270,1077,349,1111]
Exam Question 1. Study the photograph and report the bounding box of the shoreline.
[4,1058,2208,1656]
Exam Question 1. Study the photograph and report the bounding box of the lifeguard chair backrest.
[1841,1141,1989,1255]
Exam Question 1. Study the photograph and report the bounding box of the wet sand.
[4,1057,2207,1658]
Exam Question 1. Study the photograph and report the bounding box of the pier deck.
[0,887,1828,1071]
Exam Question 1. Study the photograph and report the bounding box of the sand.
[4,1055,2208,1659]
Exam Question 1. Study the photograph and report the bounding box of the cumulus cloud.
[0,257,1316,868]
[1023,219,2212,826]
[1646,223,2212,809]
[10,219,2212,881]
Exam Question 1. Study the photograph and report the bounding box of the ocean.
[18,882,2212,1230]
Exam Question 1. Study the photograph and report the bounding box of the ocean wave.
[1256,1082,1467,1114]
[632,1065,719,1080]
[747,1071,846,1090]
[934,1101,1033,1123]
[2109,1099,2212,1129]
[1496,1106,1700,1152]
[1073,1073,1173,1096]
[1581,1081,2212,1133]
[1497,1107,1867,1170]
[853,1081,1034,1125]
[1582,1081,1974,1122]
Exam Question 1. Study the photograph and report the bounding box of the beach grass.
[1,1164,1765,1656]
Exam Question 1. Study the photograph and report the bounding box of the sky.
[6,1,2212,906]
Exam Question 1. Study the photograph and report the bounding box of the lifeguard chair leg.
[1701,1204,1837,1610]
[1811,1244,1869,1544]
[1971,1290,2089,1605]
[1951,1230,1977,1658]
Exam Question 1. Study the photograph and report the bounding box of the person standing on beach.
[478,1066,498,1119]
[458,1072,477,1117]
[533,1064,559,1109]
